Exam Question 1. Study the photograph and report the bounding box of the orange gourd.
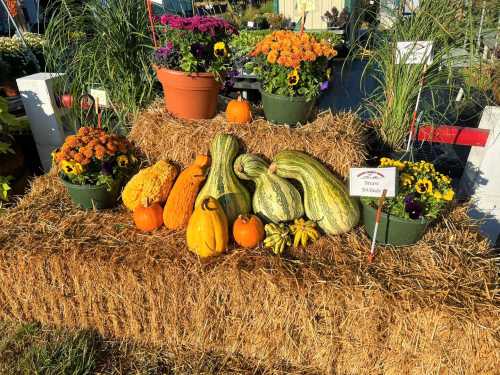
[233,214,265,248]
[164,155,211,229]
[133,201,164,232]
[226,95,252,124]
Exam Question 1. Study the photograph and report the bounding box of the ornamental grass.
[0,105,498,373]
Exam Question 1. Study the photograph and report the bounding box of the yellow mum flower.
[415,178,433,194]
[393,160,405,171]
[213,41,227,57]
[117,155,129,168]
[288,69,300,86]
[433,191,442,200]
[60,160,83,176]
[443,189,455,201]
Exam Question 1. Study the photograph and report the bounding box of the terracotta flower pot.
[155,67,221,120]
[1,80,19,97]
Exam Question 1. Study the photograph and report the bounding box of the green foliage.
[229,30,270,59]
[0,35,40,81]
[0,142,14,155]
[44,0,156,133]
[0,97,30,134]
[0,175,13,201]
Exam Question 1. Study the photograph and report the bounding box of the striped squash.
[271,150,359,234]
[195,134,251,224]
[234,153,304,223]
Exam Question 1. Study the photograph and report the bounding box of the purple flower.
[101,161,113,176]
[320,81,329,91]
[405,199,422,219]
[190,42,206,59]
[404,193,416,205]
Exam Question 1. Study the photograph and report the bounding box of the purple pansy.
[404,195,422,219]
[320,81,329,91]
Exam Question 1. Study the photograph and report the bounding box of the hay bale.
[128,100,367,178]
[0,173,498,374]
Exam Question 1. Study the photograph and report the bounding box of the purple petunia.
[320,81,329,91]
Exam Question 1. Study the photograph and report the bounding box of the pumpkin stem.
[268,163,277,174]
[141,196,151,208]
[238,214,249,223]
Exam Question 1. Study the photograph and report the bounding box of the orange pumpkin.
[226,95,252,124]
[133,202,164,232]
[233,214,265,248]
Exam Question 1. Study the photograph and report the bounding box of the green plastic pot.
[261,90,316,126]
[361,199,429,246]
[61,178,122,210]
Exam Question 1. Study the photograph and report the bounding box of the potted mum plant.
[249,30,337,125]
[52,127,137,209]
[153,15,237,119]
[361,158,455,246]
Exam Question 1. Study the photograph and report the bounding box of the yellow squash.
[186,196,228,258]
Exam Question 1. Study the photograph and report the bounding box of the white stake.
[369,189,388,263]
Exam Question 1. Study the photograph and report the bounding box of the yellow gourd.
[186,196,228,258]
[122,160,178,211]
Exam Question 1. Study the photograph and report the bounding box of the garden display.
[52,127,137,209]
[250,30,337,125]
[152,15,237,119]
[1,2,499,373]
[361,158,455,245]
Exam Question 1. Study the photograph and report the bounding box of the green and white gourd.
[195,133,251,224]
[271,150,359,234]
[234,153,304,223]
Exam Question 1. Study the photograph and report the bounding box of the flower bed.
[0,106,498,373]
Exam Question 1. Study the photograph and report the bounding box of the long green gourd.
[195,133,251,224]
[271,150,359,234]
[234,153,304,223]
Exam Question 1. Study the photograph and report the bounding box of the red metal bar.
[415,125,490,147]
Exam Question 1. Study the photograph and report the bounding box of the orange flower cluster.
[54,127,132,166]
[250,31,337,68]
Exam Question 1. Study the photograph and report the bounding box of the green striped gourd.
[271,150,359,234]
[234,153,304,223]
[195,133,251,224]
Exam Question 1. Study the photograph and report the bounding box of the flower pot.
[361,199,429,246]
[61,178,122,210]
[260,90,316,126]
[155,67,221,120]
[1,80,19,97]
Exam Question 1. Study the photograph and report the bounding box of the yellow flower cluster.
[250,30,337,69]
[379,158,455,202]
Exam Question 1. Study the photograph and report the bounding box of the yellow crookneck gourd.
[186,196,228,258]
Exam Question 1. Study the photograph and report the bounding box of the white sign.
[297,0,315,13]
[404,0,420,13]
[90,87,108,107]
[396,41,433,65]
[150,0,163,4]
[349,167,398,198]
[247,21,255,28]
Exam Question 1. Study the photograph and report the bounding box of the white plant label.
[297,0,315,13]
[150,0,163,5]
[455,87,465,102]
[90,88,108,107]
[396,41,433,65]
[247,21,255,28]
[404,0,420,13]
[349,167,398,198]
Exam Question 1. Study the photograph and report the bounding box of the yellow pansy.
[433,191,442,200]
[400,173,414,187]
[117,155,129,168]
[213,41,228,57]
[287,69,300,86]
[415,178,433,194]
[393,160,405,171]
[60,160,83,176]
[379,157,392,167]
[443,189,455,201]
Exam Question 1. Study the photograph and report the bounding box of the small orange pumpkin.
[233,214,265,248]
[226,95,252,124]
[133,201,164,232]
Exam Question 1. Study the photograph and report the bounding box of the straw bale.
[0,104,498,373]
[0,173,498,374]
[128,100,367,178]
